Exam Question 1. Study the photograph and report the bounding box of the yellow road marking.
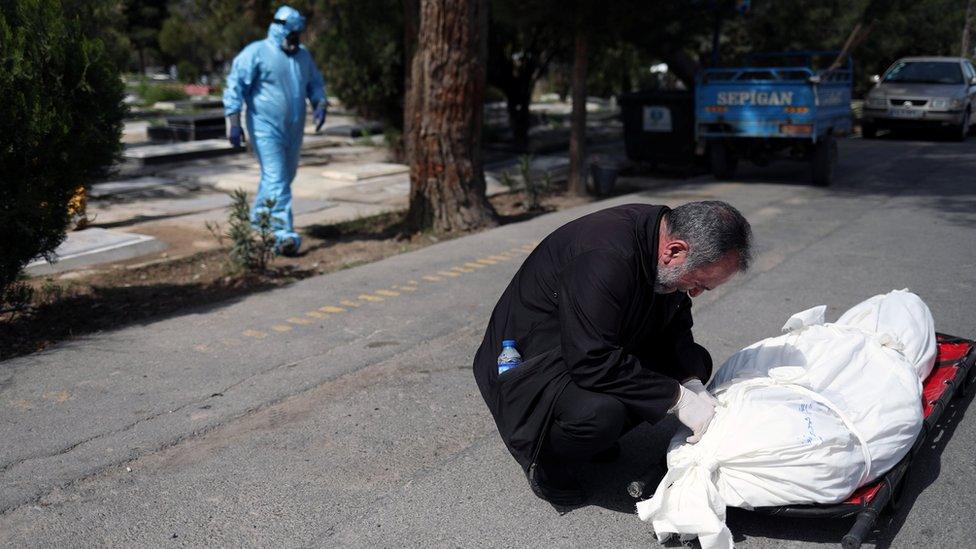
[359,293,384,302]
[437,271,460,278]
[393,284,418,292]
[320,305,346,313]
[305,311,326,319]
[287,317,313,325]
[422,275,442,282]
[375,289,400,297]
[463,262,485,269]
[339,300,360,308]
[475,258,497,265]
[452,266,474,273]
[243,330,267,339]
[489,254,510,261]
[408,280,418,284]
[42,391,71,403]
[272,324,292,332]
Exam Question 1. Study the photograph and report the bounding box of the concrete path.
[2,137,975,547]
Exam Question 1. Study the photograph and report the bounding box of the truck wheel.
[811,135,837,187]
[861,122,877,139]
[709,143,737,180]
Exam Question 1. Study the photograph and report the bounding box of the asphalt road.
[2,136,975,548]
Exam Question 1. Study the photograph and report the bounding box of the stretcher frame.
[628,332,976,549]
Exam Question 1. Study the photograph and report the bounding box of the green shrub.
[0,0,125,297]
[206,189,278,274]
[137,79,188,105]
[518,155,550,211]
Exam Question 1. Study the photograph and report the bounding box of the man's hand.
[226,114,244,147]
[682,378,719,406]
[313,104,326,132]
[670,384,716,444]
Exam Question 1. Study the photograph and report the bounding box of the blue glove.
[229,126,243,148]
[226,114,244,147]
[313,105,326,132]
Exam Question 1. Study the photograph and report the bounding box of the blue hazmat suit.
[223,5,326,252]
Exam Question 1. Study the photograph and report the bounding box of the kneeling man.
[473,201,752,505]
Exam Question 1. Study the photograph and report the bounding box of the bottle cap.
[502,339,516,348]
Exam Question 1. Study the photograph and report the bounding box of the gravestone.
[322,121,384,138]
[25,228,166,275]
[147,110,226,142]
[320,162,409,182]
[123,139,241,165]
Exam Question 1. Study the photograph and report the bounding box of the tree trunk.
[662,50,700,88]
[505,83,532,151]
[403,0,420,164]
[963,0,975,58]
[405,0,496,233]
[568,26,588,196]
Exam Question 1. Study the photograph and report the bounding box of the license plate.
[890,107,923,118]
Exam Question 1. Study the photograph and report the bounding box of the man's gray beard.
[655,263,689,294]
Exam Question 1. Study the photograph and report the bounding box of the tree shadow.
[303,212,409,251]
[0,271,313,362]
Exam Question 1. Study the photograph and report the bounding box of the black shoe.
[590,441,621,464]
[527,460,587,507]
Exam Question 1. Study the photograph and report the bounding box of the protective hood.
[268,5,305,43]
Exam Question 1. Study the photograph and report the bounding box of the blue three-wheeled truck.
[696,51,853,186]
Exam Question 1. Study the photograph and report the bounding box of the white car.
[862,56,976,140]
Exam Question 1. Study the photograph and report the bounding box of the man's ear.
[661,240,689,265]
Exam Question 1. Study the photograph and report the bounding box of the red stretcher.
[629,333,976,549]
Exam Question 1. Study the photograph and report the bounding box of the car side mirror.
[808,75,822,84]
[870,74,881,84]
[970,76,976,85]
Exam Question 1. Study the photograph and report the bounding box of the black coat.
[473,204,712,472]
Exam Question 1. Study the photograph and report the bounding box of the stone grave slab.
[322,121,384,138]
[318,174,410,205]
[88,193,234,225]
[123,139,243,165]
[89,177,176,199]
[26,228,167,275]
[320,162,408,182]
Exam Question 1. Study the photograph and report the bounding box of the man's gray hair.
[665,201,752,271]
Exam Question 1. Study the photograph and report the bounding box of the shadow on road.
[652,138,976,231]
[0,274,297,361]
[873,381,976,548]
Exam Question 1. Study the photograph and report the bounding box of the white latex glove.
[682,378,719,406]
[670,384,716,444]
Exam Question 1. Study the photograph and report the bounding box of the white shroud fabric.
[636,290,936,549]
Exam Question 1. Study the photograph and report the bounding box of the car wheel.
[952,110,970,141]
[709,142,738,180]
[811,134,837,187]
[861,122,877,139]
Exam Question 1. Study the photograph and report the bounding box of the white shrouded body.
[636,290,936,549]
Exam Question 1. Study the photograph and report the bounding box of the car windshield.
[883,61,963,84]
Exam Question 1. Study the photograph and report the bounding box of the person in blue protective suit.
[223,5,326,256]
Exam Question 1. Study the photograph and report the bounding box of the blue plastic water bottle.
[497,339,522,375]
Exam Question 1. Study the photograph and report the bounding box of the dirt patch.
[0,185,606,361]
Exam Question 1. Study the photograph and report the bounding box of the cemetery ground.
[1,101,627,360]
[1,136,975,547]
[0,181,604,361]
